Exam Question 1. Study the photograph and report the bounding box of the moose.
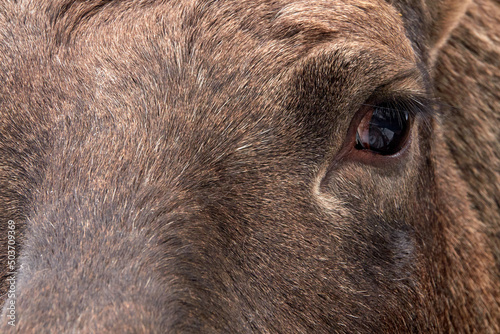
[0,0,498,332]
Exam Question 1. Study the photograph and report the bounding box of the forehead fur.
[47,0,415,58]
[8,0,418,120]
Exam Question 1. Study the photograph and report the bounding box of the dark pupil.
[356,104,410,155]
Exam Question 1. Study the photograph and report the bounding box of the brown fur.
[0,0,498,332]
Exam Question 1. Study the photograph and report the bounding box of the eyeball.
[355,103,411,156]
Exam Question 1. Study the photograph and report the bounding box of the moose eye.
[355,103,411,155]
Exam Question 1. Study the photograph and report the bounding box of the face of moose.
[0,0,497,332]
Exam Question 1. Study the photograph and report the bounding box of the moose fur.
[0,0,498,332]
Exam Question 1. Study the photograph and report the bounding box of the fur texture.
[0,0,498,332]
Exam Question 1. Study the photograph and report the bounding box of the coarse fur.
[0,0,498,332]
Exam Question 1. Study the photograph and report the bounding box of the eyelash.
[360,96,435,120]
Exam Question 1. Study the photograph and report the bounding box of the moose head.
[0,0,498,332]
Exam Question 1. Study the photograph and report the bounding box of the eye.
[354,102,411,155]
